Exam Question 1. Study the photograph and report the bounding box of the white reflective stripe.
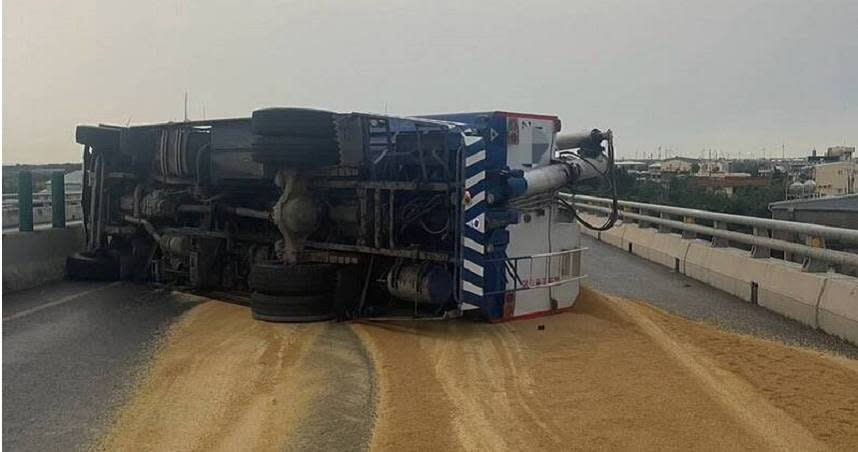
[464,136,483,146]
[463,237,484,253]
[466,171,485,190]
[463,280,483,296]
[466,150,486,167]
[464,259,484,277]
[465,191,485,210]
[461,302,480,311]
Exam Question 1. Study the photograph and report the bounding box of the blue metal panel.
[454,113,520,319]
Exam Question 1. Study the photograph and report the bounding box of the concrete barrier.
[817,276,858,344]
[598,220,626,248]
[757,259,828,328]
[2,225,85,293]
[580,213,858,345]
[622,224,658,260]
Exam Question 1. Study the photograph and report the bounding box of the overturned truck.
[70,108,614,322]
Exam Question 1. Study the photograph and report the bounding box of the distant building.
[693,173,769,196]
[770,195,858,275]
[808,146,854,164]
[813,160,857,197]
[827,146,855,161]
[660,157,698,174]
[615,161,649,172]
[698,159,729,175]
[770,194,858,230]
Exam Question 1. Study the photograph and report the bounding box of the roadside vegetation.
[578,168,787,218]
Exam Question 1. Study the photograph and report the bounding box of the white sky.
[3,0,857,163]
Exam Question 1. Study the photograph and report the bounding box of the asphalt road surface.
[2,281,196,451]
[3,239,857,451]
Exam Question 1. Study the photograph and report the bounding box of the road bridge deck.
[3,241,857,450]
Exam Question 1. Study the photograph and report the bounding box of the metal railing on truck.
[563,193,858,275]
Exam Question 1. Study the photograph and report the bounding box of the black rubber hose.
[561,134,619,232]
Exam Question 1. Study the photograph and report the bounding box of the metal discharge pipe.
[518,155,609,197]
[522,164,575,197]
[505,128,612,199]
[556,129,606,152]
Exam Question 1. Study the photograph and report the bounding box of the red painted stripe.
[496,111,560,121]
[488,305,576,323]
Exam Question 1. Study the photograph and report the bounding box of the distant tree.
[613,168,638,198]
[690,162,700,174]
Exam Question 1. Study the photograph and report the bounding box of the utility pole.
[184,92,189,122]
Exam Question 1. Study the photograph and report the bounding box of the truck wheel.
[250,292,333,322]
[66,251,120,281]
[75,126,121,150]
[250,136,340,168]
[249,261,334,295]
[251,107,336,137]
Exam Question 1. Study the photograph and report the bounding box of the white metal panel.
[505,210,552,317]
[549,219,582,309]
[506,117,557,170]
[505,205,582,317]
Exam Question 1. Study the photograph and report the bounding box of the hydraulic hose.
[558,131,619,231]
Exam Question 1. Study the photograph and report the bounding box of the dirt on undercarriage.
[95,288,858,451]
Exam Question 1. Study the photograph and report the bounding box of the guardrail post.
[711,221,729,247]
[681,216,697,239]
[51,171,66,228]
[750,227,770,258]
[18,171,33,232]
[657,212,671,233]
[801,236,828,272]
[638,208,650,229]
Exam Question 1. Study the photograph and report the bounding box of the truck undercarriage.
[70,108,614,322]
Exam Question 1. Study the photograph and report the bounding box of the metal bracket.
[681,216,696,239]
[711,221,729,248]
[657,212,671,233]
[750,227,770,258]
[801,236,828,272]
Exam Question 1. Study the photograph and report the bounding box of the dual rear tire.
[248,261,335,322]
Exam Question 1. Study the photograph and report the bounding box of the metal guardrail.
[3,192,83,204]
[4,171,78,232]
[563,193,858,273]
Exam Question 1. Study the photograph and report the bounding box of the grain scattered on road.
[355,288,858,451]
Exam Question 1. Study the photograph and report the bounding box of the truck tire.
[251,107,336,137]
[250,292,333,322]
[66,251,120,281]
[75,126,121,150]
[250,136,340,167]
[248,261,334,295]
